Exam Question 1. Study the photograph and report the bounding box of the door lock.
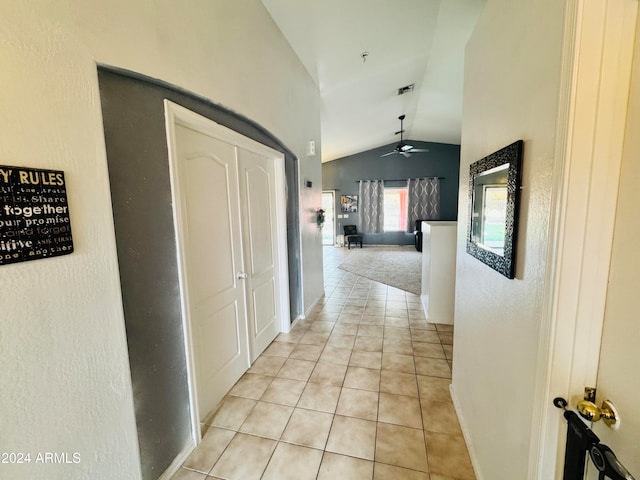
[237,272,248,280]
[577,399,620,429]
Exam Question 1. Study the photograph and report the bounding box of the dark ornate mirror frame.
[466,140,523,279]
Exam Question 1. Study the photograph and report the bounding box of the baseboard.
[157,439,197,480]
[350,243,416,247]
[304,295,322,318]
[450,383,483,480]
[421,294,428,318]
[426,316,454,325]
[293,295,321,323]
[421,295,454,325]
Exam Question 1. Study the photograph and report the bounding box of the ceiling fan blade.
[382,116,422,158]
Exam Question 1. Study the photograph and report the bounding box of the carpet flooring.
[337,246,422,295]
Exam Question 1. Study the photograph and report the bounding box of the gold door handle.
[577,399,620,429]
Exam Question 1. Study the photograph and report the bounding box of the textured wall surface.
[452,0,565,478]
[99,69,306,478]
[0,1,322,479]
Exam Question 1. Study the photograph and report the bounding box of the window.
[383,187,408,232]
[481,185,507,252]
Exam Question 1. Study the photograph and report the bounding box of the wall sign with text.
[0,165,74,265]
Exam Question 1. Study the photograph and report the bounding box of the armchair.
[343,225,363,249]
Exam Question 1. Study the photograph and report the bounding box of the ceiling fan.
[380,115,430,158]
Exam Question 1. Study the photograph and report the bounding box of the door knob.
[577,399,620,429]
[237,272,248,280]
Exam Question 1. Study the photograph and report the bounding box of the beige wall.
[453,0,565,478]
[0,1,322,479]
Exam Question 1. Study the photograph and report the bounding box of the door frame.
[321,190,336,245]
[531,0,638,477]
[163,100,291,444]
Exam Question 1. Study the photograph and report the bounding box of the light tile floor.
[172,246,475,480]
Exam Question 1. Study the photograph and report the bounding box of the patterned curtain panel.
[406,178,440,232]
[358,180,385,233]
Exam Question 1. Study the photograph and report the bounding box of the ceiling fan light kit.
[380,114,430,158]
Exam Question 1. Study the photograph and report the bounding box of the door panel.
[175,124,249,422]
[237,147,280,360]
[198,304,241,380]
[585,14,640,479]
[244,165,274,276]
[253,278,277,335]
[183,154,236,301]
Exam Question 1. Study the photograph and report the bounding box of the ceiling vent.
[397,84,415,95]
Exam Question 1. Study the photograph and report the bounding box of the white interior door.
[237,147,281,361]
[585,15,640,478]
[166,101,290,434]
[173,123,250,423]
[322,191,335,245]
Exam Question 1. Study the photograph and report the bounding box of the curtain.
[358,180,384,233]
[406,178,440,232]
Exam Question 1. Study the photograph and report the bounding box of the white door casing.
[164,101,290,443]
[532,0,639,478]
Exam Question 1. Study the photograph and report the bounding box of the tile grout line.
[179,246,467,480]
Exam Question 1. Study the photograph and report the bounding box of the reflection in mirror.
[466,141,523,279]
[471,163,509,255]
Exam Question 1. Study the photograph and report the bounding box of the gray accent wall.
[98,67,302,479]
[322,142,460,244]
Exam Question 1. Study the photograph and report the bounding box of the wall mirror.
[466,140,523,279]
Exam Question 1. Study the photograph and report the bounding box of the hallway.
[171,246,474,480]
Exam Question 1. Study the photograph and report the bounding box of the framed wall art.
[341,195,358,213]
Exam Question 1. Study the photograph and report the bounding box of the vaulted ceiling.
[261,0,485,162]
